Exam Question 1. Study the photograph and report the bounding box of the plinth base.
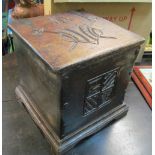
[15,85,128,155]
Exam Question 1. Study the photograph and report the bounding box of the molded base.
[15,85,128,155]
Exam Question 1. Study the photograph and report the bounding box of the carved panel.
[30,22,116,51]
[84,68,119,115]
[50,25,117,51]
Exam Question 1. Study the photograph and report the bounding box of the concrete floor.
[3,53,152,155]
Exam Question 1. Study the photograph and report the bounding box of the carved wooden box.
[9,12,144,155]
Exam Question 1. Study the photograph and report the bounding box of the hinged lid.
[9,12,145,71]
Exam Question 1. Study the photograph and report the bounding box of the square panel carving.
[84,68,119,115]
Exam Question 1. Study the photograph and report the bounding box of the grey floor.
[3,53,152,155]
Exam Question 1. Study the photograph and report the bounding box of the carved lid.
[9,12,145,72]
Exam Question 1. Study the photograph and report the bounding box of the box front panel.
[61,47,139,137]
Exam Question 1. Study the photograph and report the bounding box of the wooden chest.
[9,11,144,155]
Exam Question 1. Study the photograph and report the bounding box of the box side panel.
[61,46,140,137]
[14,34,61,138]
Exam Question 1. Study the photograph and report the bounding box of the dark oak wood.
[8,12,145,155]
[3,53,152,155]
